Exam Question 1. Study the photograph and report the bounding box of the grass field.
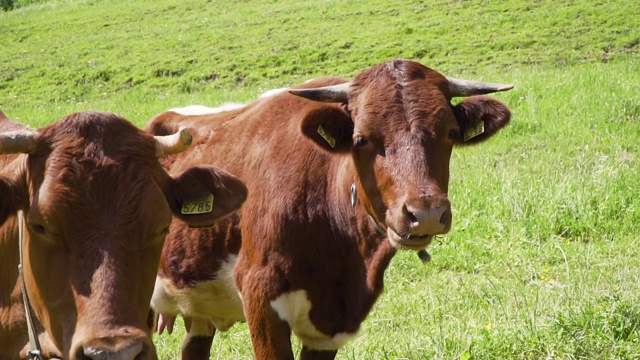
[2,0,639,359]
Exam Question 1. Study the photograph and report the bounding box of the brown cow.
[147,59,513,359]
[0,110,247,360]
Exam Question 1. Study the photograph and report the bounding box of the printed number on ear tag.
[464,121,485,141]
[317,124,336,148]
[181,193,214,215]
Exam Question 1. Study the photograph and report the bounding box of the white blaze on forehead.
[169,103,245,116]
[270,290,357,350]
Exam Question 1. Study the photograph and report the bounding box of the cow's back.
[147,90,341,230]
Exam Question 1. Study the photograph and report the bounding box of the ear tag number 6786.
[181,193,214,215]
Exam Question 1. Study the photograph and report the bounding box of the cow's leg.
[300,346,338,360]
[242,282,294,359]
[181,316,215,360]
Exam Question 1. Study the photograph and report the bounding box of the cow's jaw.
[387,229,434,250]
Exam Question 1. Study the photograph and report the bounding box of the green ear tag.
[181,193,214,215]
[317,124,336,148]
[464,120,485,141]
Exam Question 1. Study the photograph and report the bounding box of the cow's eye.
[29,223,48,236]
[354,136,368,147]
[448,129,459,139]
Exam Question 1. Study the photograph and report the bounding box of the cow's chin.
[387,228,433,250]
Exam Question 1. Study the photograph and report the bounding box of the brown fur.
[147,60,511,359]
[0,111,247,360]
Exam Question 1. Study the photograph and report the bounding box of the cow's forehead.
[352,60,448,90]
[27,112,170,231]
[31,168,171,242]
[38,111,157,157]
[350,64,454,137]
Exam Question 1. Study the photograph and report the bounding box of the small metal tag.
[350,183,357,208]
[464,120,485,141]
[181,193,214,215]
[317,124,336,148]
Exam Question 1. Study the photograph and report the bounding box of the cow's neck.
[334,160,397,297]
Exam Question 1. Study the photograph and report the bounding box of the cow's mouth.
[387,228,433,250]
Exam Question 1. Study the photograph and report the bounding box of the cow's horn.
[0,130,37,154]
[154,126,192,157]
[288,82,351,103]
[447,77,514,97]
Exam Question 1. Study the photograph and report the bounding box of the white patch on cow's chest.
[169,104,245,116]
[151,255,244,332]
[270,290,357,350]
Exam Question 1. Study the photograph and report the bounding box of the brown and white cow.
[147,59,513,359]
[0,110,247,360]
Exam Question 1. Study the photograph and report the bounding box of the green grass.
[2,0,639,359]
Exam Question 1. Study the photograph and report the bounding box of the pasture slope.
[1,0,639,359]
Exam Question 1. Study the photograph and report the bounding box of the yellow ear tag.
[181,193,214,215]
[464,120,485,141]
[317,124,336,148]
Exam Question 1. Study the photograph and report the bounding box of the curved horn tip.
[288,82,351,103]
[497,84,515,92]
[447,77,514,97]
[154,126,193,158]
[177,126,193,147]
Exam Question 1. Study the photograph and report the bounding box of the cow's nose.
[402,196,452,235]
[73,330,152,360]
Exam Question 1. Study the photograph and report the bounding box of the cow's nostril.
[402,204,418,224]
[439,209,452,226]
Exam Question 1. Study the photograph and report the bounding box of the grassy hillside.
[1,0,638,124]
[2,0,639,359]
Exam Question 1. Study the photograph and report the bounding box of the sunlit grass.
[2,0,639,358]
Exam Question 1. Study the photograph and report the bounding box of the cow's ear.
[0,176,23,225]
[300,106,353,153]
[164,166,247,228]
[451,96,511,145]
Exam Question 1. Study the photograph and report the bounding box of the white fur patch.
[169,103,245,116]
[151,255,244,333]
[258,87,288,99]
[270,290,357,350]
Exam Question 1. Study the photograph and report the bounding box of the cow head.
[0,111,247,359]
[291,60,511,250]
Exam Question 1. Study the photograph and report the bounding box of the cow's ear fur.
[452,96,511,145]
[300,106,353,153]
[0,176,23,226]
[165,166,248,228]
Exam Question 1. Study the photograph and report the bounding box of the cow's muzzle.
[72,329,155,360]
[387,195,452,250]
